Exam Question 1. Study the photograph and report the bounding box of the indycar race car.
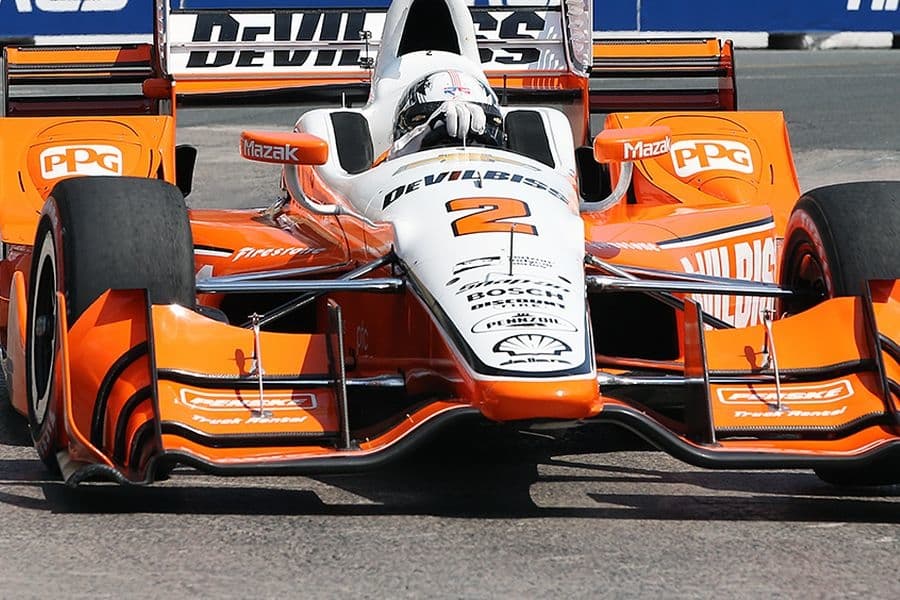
[0,0,898,487]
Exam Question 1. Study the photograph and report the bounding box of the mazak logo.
[623,137,670,161]
[5,0,128,12]
[39,145,122,179]
[717,380,855,405]
[241,139,299,163]
[847,1,899,11]
[671,140,754,178]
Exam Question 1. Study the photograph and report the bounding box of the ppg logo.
[39,145,123,179]
[8,0,128,12]
[670,140,754,178]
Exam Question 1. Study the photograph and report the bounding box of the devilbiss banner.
[1,0,898,42]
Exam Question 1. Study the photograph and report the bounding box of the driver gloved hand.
[430,100,486,140]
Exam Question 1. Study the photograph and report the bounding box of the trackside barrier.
[1,1,898,46]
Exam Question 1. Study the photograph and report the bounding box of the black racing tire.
[779,181,900,487]
[779,181,900,315]
[25,176,195,471]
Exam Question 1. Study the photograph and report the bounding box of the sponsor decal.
[671,140,754,178]
[470,296,565,312]
[592,241,661,253]
[733,406,849,419]
[511,255,554,269]
[680,237,777,327]
[192,414,310,426]
[717,380,854,405]
[493,333,572,366]
[466,287,566,304]
[382,169,568,209]
[847,0,899,11]
[471,311,577,334]
[39,144,122,179]
[7,0,128,13]
[182,10,555,71]
[392,152,539,175]
[457,275,569,294]
[231,246,325,261]
[623,137,671,161]
[453,256,502,275]
[241,138,299,163]
[180,389,318,412]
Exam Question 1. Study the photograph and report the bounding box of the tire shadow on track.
[0,420,897,521]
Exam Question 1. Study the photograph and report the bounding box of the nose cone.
[478,377,602,421]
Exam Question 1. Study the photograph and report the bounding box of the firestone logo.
[4,0,129,12]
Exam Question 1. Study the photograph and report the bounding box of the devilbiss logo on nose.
[39,145,123,179]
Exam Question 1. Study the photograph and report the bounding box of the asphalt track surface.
[1,51,899,598]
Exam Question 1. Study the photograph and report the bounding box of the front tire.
[779,181,900,487]
[25,176,195,471]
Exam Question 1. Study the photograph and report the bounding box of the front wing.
[24,270,900,486]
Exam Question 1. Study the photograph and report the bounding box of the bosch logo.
[39,145,122,179]
[6,0,128,13]
[670,140,754,178]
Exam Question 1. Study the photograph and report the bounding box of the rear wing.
[156,0,589,98]
[590,38,736,114]
[1,44,158,117]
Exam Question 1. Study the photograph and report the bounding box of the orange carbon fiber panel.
[5,45,153,68]
[593,39,722,59]
[710,373,885,432]
[64,290,152,466]
[478,377,602,421]
[151,305,340,439]
[704,298,870,373]
[603,111,800,234]
[0,115,176,245]
[151,305,330,376]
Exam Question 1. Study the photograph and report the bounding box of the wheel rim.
[29,233,57,427]
[783,240,828,314]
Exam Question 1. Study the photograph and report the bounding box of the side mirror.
[593,126,672,164]
[240,131,328,165]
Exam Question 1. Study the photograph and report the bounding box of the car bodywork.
[0,0,897,485]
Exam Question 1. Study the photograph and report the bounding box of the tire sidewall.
[25,214,64,465]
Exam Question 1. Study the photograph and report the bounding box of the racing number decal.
[446,198,537,237]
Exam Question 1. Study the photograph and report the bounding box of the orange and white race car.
[0,0,897,487]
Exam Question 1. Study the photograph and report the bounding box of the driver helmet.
[394,70,504,147]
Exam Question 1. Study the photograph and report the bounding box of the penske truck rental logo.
[717,380,855,405]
